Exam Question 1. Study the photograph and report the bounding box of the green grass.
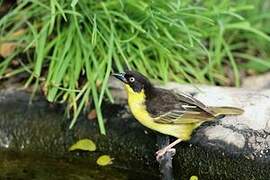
[0,0,270,134]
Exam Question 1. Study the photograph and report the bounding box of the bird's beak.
[112,72,128,83]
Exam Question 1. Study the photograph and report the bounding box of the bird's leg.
[156,139,182,160]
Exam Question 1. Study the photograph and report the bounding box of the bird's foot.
[156,147,176,161]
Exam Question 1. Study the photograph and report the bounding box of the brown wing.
[145,88,215,124]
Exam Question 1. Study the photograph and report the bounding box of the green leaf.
[96,155,113,166]
[71,0,79,8]
[226,22,270,42]
[69,139,96,152]
[190,175,198,180]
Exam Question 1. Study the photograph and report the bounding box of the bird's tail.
[208,106,244,117]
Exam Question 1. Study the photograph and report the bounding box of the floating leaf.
[190,175,198,180]
[69,139,96,152]
[96,155,113,166]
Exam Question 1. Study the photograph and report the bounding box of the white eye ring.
[129,77,135,82]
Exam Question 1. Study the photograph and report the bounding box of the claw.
[168,148,176,156]
[155,139,182,161]
[156,148,176,160]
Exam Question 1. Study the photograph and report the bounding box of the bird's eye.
[129,77,135,82]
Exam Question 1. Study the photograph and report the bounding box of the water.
[0,150,159,180]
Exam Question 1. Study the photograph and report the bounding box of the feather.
[147,89,244,125]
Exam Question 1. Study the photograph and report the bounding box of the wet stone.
[0,89,269,179]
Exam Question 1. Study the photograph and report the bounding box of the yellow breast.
[125,85,196,140]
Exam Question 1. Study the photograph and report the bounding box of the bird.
[112,70,244,160]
